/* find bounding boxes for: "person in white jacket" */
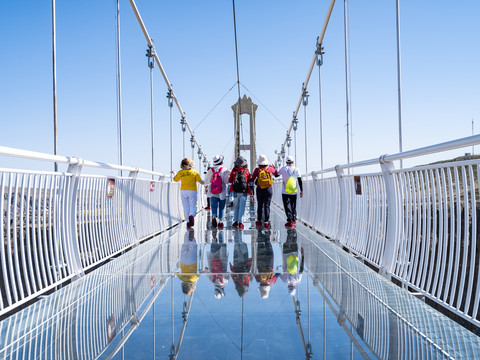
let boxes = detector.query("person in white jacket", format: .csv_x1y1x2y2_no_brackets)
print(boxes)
204,155,230,229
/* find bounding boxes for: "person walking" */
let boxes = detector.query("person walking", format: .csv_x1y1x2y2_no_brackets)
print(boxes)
254,230,280,299
229,231,252,298
175,231,200,295
172,158,205,228
280,229,304,296
278,156,303,228
250,154,279,229
204,155,230,229
228,156,251,230
204,231,229,299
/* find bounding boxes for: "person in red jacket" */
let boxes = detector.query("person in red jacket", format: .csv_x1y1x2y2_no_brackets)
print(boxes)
228,156,252,230
250,154,279,229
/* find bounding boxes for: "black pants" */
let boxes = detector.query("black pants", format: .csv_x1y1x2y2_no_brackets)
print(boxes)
256,187,273,222
282,194,297,223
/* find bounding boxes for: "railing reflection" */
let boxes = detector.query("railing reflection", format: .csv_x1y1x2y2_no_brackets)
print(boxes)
0,230,182,359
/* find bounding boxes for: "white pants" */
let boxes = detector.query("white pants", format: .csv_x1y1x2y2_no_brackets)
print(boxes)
181,190,198,220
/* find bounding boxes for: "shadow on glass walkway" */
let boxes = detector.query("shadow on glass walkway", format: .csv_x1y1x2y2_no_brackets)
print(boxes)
1,205,480,359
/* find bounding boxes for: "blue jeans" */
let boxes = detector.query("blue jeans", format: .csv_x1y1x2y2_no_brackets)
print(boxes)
211,196,226,219
233,193,247,222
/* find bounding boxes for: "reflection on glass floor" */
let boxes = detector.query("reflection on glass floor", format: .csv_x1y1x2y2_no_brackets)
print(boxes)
1,203,480,359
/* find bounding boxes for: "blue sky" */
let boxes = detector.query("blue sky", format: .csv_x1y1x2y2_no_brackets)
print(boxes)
1,1,479,174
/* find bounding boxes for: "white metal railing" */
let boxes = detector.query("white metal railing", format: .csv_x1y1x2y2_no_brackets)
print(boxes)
0,146,204,316
273,134,480,327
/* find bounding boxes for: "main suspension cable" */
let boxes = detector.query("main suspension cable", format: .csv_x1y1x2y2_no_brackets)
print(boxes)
232,0,242,102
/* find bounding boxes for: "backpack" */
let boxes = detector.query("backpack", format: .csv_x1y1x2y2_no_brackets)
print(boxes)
210,167,223,194
284,168,297,194
232,169,248,193
257,167,273,189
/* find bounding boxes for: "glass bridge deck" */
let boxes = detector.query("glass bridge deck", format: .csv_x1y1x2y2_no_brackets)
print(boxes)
1,205,480,359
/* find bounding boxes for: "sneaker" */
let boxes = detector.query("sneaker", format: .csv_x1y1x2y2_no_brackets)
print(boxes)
186,222,192,229
264,222,271,229
189,215,195,227
218,222,224,229
239,223,244,230
255,221,263,228
212,218,217,228
292,220,296,225
204,206,211,210
232,221,239,228
285,222,292,228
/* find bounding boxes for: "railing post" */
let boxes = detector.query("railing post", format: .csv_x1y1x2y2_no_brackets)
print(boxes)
66,158,84,277
379,156,399,274
335,166,346,244
128,169,139,245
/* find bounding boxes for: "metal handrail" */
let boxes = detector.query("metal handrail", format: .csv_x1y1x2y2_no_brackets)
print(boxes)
0,145,167,178
307,134,480,176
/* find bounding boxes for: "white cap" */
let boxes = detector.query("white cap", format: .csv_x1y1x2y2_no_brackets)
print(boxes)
213,155,224,166
257,154,268,166
288,284,296,296
258,285,270,299
286,155,294,163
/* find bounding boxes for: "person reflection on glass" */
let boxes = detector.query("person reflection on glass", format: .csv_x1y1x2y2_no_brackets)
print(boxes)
229,231,252,298
255,230,280,299
280,229,304,296
175,230,200,295
204,229,229,299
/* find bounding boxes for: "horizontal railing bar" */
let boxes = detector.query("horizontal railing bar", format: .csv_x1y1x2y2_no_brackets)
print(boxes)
310,134,480,175
0,146,168,177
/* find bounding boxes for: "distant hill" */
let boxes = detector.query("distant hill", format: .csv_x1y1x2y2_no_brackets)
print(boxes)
425,154,480,166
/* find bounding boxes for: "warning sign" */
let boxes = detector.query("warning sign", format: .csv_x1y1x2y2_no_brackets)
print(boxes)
354,176,362,195
106,178,115,198
107,315,116,343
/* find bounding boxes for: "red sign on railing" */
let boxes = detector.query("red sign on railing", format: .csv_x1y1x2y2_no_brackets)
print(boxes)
354,176,362,195
106,178,115,198
150,181,155,192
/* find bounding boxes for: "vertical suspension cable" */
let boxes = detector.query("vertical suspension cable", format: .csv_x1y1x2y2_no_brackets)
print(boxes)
115,0,124,175
304,102,308,172
52,0,58,172
302,84,309,173
316,42,325,175
232,0,241,102
232,0,243,159
396,0,403,169
168,90,173,179
147,46,155,178
343,0,352,171
171,279,175,356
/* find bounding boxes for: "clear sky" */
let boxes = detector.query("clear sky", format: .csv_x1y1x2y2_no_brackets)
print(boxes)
1,1,479,175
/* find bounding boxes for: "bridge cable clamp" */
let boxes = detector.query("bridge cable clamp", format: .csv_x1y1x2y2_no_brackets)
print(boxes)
315,38,325,67
302,82,309,106
167,89,174,108
146,44,155,69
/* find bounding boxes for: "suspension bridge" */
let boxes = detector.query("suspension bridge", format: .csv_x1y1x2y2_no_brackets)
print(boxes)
1,0,480,359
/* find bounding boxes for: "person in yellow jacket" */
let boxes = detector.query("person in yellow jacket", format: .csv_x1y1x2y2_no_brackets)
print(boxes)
172,158,204,228
175,231,200,295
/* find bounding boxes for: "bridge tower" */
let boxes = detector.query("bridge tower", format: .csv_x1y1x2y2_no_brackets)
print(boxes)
232,95,258,171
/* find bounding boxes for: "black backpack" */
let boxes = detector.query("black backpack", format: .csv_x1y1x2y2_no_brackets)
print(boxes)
232,169,248,193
